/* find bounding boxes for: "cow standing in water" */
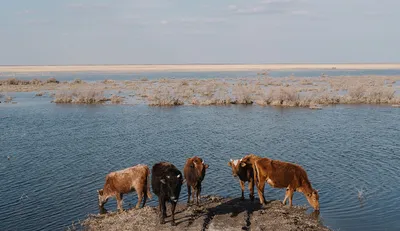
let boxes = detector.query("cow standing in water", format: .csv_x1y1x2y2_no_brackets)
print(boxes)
151,162,183,226
228,158,255,201
183,156,209,206
240,154,320,211
97,164,152,212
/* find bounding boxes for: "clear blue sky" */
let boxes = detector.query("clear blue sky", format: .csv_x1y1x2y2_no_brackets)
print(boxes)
0,0,399,65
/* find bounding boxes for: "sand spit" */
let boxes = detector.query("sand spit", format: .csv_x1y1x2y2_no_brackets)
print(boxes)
80,196,331,231
1,63,400,73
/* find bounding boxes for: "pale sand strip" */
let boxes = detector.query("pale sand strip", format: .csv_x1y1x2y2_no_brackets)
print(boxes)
1,63,400,73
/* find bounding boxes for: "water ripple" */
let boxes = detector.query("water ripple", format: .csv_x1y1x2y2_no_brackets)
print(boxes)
0,105,399,231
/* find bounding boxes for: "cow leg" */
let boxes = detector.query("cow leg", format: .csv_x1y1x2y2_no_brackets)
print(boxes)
249,178,255,201
171,201,177,226
196,186,201,206
240,180,245,200
187,185,191,204
158,197,165,224
136,190,143,209
191,186,196,202
283,188,290,205
116,193,123,212
256,177,267,205
288,188,294,207
142,191,147,208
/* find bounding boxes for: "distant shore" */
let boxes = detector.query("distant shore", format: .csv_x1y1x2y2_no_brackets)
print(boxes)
1,63,400,73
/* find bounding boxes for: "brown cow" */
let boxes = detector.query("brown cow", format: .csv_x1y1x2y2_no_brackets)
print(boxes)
240,154,320,211
97,164,152,212
183,156,209,205
228,158,255,201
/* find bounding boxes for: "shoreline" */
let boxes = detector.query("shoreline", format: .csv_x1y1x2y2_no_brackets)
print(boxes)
80,195,331,231
1,63,400,73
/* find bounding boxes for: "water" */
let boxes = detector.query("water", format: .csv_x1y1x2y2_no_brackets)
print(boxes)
1,101,400,231
1,69,400,81
1,69,400,231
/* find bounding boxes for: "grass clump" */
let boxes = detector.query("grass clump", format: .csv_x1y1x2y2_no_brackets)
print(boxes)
0,78,30,85
149,87,184,106
46,77,59,84
110,95,124,104
53,89,107,104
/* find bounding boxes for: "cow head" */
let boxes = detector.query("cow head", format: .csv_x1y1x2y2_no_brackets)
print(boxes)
190,156,209,176
160,172,183,203
97,189,108,207
306,189,320,211
228,159,241,177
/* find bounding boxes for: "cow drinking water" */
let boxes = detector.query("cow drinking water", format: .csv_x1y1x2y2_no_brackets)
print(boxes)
240,154,320,211
97,164,152,212
151,162,183,226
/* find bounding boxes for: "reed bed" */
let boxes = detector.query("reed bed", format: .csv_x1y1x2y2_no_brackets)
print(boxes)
2,75,400,108
53,89,109,104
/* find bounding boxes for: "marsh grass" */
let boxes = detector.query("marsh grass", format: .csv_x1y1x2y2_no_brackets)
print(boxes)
110,95,124,104
4,75,400,107
53,89,107,104
148,87,184,106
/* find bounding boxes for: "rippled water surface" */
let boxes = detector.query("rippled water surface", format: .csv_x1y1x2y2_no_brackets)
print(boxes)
1,101,400,231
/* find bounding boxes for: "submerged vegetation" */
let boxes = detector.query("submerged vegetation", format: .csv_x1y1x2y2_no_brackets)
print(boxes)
1,75,399,107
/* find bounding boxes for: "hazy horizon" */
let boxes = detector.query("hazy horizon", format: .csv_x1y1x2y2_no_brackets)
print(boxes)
1,0,399,65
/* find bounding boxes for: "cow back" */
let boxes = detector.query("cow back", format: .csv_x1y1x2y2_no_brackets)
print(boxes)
151,162,182,196
104,165,147,194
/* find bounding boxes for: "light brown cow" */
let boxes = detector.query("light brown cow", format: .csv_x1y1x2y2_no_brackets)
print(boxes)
240,154,320,211
228,158,255,201
97,164,152,212
183,156,209,205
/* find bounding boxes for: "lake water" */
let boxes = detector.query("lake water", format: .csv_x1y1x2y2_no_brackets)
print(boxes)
2,68,400,81
1,70,400,231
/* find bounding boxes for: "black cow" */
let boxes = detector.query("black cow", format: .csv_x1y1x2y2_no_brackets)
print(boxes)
151,162,183,226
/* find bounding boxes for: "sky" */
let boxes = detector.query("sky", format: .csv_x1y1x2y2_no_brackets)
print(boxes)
0,0,399,65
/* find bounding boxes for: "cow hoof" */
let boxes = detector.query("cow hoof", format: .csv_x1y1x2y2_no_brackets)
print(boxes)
240,197,245,201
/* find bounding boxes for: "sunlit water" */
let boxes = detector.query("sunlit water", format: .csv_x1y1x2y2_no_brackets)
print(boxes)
1,70,400,231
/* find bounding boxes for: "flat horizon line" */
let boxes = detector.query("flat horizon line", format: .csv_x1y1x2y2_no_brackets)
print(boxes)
1,62,400,67
1,63,400,73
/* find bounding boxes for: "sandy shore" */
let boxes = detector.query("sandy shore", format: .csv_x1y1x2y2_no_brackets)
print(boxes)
81,195,331,231
1,63,400,73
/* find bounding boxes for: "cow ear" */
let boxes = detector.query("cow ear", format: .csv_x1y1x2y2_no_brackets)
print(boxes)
228,161,232,166
307,193,311,197
160,179,166,184
205,164,209,169
240,162,246,167
97,189,103,196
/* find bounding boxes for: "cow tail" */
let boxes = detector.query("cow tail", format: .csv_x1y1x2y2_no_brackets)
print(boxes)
146,167,152,199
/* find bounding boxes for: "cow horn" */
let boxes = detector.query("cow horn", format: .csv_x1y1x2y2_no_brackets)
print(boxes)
177,174,181,178
240,158,242,162
202,160,204,164
230,159,233,162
